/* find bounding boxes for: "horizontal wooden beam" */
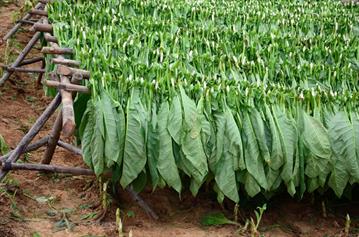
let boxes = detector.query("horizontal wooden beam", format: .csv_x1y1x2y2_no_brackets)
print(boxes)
41,47,73,55
5,67,45,73
29,9,48,17
52,58,81,68
19,56,44,66
44,34,58,43
16,19,36,25
57,65,90,79
32,23,53,33
57,140,82,156
45,80,90,93
1,162,95,176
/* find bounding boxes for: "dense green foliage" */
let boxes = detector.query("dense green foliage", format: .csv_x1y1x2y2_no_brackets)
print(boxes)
49,0,359,202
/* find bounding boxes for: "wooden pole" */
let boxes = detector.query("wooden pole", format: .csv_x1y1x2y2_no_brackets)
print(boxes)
57,140,82,156
15,19,37,25
44,34,58,43
57,65,90,79
41,112,62,164
0,94,61,181
29,9,48,17
37,57,46,87
19,56,44,66
41,47,73,55
2,163,95,176
0,31,41,86
32,23,53,33
4,67,46,73
52,58,81,68
45,80,90,93
126,186,159,220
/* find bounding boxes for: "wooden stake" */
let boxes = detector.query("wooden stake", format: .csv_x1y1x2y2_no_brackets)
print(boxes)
41,112,62,164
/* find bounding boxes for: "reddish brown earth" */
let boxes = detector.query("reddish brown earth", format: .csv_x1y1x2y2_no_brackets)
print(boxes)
0,1,358,237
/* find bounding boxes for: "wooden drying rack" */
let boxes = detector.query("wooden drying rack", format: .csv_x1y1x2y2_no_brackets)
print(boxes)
0,0,158,220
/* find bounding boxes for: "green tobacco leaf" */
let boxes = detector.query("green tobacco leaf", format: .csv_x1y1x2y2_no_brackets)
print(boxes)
225,107,244,171
157,101,182,193
200,213,237,226
328,112,359,196
91,99,105,176
120,90,148,188
272,106,298,196
302,112,331,187
243,110,268,191
81,102,94,168
302,112,331,159
114,103,126,165
265,105,283,170
101,93,120,167
213,107,241,203
147,104,160,189
168,95,183,145
250,108,271,164
180,87,208,189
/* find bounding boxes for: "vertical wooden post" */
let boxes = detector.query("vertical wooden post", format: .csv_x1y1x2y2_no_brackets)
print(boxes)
41,112,63,164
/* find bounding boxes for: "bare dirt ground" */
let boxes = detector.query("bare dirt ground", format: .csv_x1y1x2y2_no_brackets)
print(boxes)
0,1,358,237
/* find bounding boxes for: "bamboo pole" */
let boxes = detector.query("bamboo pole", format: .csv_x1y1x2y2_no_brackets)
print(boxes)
0,94,61,181
0,31,42,86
